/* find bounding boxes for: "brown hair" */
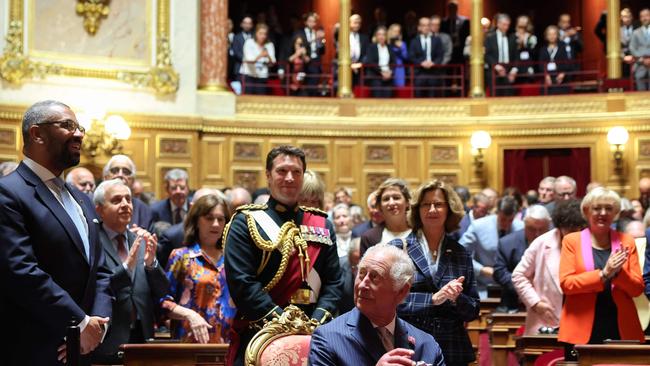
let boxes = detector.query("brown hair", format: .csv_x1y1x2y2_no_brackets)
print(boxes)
374,178,411,209
409,180,465,233
183,194,231,248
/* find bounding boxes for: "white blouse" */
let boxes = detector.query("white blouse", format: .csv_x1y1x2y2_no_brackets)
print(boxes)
240,38,276,78
377,44,390,72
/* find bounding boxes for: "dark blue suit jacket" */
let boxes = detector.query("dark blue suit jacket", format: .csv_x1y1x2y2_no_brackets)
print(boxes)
408,35,444,73
131,197,152,230
157,222,185,267
0,162,112,365
494,229,528,309
390,232,480,364
639,229,650,299
150,198,174,225
351,220,373,238
308,307,445,366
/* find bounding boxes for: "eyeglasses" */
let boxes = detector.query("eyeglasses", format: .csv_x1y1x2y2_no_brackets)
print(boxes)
422,201,448,210
109,166,133,176
38,119,85,133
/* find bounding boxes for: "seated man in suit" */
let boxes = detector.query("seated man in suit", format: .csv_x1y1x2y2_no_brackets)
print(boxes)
309,244,445,366
151,168,190,226
494,205,551,311
156,187,223,266
91,179,169,364
460,196,524,298
103,155,152,229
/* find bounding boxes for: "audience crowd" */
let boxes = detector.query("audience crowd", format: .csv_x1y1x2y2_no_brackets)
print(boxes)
227,2,650,97
2,101,650,365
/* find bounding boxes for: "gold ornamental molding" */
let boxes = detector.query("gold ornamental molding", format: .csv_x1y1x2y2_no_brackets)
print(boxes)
0,0,178,95
488,100,607,116
76,0,111,35
355,104,469,118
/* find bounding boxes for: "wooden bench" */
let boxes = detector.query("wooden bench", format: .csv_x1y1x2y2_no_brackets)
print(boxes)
574,344,650,365
515,334,562,366
487,312,527,366
120,343,229,366
467,297,500,360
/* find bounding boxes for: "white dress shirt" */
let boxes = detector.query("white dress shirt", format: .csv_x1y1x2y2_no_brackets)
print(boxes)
378,44,390,72
350,32,361,62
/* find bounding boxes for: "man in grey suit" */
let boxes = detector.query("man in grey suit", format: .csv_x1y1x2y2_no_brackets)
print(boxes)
460,196,524,298
91,179,169,364
630,8,650,91
431,15,452,65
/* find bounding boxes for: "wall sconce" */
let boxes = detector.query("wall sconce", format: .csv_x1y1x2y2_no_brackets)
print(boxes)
77,111,131,159
470,131,492,189
607,126,629,174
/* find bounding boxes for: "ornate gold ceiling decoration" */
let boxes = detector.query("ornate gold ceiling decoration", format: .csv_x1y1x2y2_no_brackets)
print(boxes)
0,21,60,83
76,0,111,35
0,0,178,95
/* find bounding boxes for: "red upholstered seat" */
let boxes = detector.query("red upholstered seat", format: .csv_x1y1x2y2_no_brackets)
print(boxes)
259,334,311,366
533,349,564,366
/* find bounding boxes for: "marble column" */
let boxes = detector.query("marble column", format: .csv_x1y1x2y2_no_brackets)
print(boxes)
606,0,621,79
199,0,229,91
469,0,485,97
337,0,352,98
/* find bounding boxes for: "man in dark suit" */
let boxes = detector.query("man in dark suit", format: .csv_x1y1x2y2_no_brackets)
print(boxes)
294,12,326,96
102,155,152,230
484,13,519,96
230,16,254,91
156,187,221,266
349,14,371,86
409,17,444,97
441,0,470,65
150,168,190,226
494,205,551,311
351,191,384,238
91,179,169,364
0,100,112,365
308,244,445,366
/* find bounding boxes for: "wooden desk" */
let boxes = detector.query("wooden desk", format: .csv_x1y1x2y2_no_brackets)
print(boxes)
467,298,500,350
574,344,650,365
488,312,527,366
121,343,229,366
515,334,561,366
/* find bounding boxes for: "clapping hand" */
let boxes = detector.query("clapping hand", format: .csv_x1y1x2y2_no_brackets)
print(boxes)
603,247,629,280
432,276,465,305
532,300,559,326
376,349,415,366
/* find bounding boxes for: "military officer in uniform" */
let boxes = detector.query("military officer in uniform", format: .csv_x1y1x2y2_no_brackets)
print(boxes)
224,145,343,365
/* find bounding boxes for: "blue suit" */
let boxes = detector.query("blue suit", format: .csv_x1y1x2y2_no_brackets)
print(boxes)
0,162,112,365
150,198,174,225
494,229,528,310
308,307,445,366
156,222,184,266
351,220,373,238
459,214,524,297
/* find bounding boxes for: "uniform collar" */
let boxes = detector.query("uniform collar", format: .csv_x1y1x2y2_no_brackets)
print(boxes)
267,196,299,214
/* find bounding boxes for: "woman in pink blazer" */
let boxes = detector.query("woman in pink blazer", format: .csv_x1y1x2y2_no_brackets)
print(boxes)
512,199,586,335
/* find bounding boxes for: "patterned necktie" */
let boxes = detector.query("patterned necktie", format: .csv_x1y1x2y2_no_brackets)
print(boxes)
116,234,128,262
377,327,394,352
51,178,90,262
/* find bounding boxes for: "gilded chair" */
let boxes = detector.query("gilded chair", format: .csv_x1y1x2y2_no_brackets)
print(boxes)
244,305,319,366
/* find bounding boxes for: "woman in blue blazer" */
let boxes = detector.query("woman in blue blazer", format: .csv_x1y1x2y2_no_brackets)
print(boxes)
390,179,480,366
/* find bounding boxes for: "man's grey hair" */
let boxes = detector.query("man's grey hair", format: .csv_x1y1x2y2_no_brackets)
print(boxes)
496,13,511,23
362,244,415,290
524,204,551,221
22,100,70,147
539,176,556,186
555,175,577,191
191,188,223,204
366,191,378,209
102,154,137,178
472,192,490,205
332,203,350,216
164,168,189,185
93,179,131,206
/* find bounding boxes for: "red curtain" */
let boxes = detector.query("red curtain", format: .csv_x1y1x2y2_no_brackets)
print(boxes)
503,148,591,198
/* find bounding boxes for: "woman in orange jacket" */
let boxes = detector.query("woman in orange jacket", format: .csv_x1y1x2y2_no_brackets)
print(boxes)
559,187,645,361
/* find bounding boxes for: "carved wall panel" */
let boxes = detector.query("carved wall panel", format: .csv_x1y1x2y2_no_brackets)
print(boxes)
638,139,650,160
157,135,191,158
0,127,17,147
300,142,328,162
334,142,358,185
121,132,152,180
431,145,460,164
399,143,423,185
233,169,261,193
233,140,262,161
365,171,393,193
200,136,226,186
430,170,459,186
365,144,393,163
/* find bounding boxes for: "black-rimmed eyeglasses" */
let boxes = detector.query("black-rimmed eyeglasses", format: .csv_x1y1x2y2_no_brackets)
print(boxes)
38,119,85,133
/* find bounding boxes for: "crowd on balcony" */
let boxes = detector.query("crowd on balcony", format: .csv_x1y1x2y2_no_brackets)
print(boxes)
226,3,650,97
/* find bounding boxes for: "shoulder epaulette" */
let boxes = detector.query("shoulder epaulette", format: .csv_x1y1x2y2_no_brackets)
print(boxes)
300,206,328,217
235,203,267,212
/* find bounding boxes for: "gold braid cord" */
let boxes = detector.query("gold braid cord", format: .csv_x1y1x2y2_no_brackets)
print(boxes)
245,213,309,292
